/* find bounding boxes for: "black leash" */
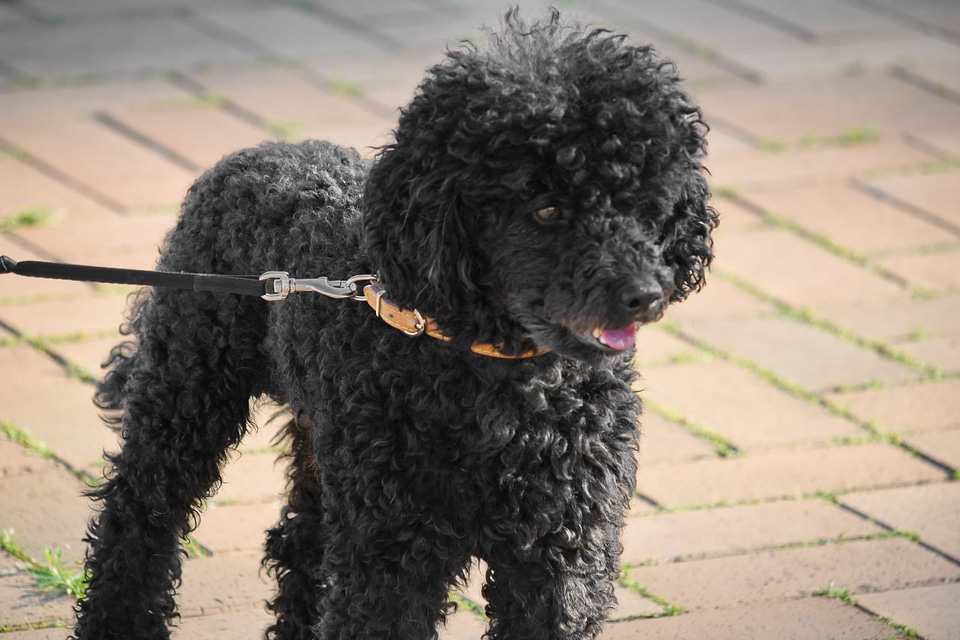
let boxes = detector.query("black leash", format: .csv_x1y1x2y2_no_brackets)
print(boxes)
1,255,272,297
0,255,375,301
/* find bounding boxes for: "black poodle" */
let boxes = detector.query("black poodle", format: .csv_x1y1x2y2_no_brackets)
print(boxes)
72,10,716,640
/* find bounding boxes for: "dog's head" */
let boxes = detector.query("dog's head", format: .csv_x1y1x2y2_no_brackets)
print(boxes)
364,10,717,365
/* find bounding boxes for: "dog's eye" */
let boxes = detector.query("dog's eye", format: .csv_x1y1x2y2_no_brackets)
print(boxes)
534,206,561,223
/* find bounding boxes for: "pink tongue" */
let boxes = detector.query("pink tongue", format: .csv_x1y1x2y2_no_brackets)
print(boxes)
601,325,637,351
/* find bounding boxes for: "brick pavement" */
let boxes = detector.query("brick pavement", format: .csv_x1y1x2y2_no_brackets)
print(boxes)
1,0,958,638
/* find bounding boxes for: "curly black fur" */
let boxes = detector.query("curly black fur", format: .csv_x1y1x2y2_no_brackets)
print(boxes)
73,10,716,640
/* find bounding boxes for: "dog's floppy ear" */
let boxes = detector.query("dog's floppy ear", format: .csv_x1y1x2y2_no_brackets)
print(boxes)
665,170,718,301
362,144,479,320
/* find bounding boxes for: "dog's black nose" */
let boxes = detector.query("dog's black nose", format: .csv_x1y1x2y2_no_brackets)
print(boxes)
619,282,665,318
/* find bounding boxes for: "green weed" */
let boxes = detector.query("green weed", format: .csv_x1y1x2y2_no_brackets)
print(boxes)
0,205,60,233
28,548,89,599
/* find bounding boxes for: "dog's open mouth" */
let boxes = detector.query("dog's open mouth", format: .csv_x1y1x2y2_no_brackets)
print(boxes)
585,325,637,352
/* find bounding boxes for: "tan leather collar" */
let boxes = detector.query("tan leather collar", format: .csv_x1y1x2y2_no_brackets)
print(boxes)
362,281,547,359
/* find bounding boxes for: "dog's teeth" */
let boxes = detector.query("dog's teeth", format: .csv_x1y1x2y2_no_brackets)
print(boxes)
592,328,607,345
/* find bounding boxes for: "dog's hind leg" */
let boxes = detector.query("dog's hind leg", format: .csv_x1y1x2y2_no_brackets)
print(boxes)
263,412,325,640
72,289,269,640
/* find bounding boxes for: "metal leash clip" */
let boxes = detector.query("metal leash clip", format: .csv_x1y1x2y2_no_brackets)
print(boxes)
259,271,378,302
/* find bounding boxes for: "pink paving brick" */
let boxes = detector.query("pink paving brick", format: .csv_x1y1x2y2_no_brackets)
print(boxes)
707,139,937,191
868,169,960,231
12,210,175,265
173,608,272,640
824,379,960,434
0,571,75,629
184,67,395,153
0,115,197,212
634,329,707,367
841,482,960,561
636,442,946,507
215,451,287,506
858,583,960,640
0,153,116,221
816,294,960,342
601,597,901,640
740,180,957,255
0,345,118,473
714,227,906,308
662,276,772,323
193,502,281,556
621,499,882,565
626,537,960,611
640,360,862,450
899,335,960,374
637,411,718,467
0,235,95,301
681,315,919,391
903,428,960,473
178,553,272,618
0,293,130,339
699,71,960,144
0,459,93,565
105,104,274,170
881,249,960,294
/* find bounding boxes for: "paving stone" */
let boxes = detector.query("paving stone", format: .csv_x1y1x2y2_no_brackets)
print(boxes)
193,502,279,555
199,4,384,58
0,439,54,478
185,66,395,154
216,451,286,506
824,379,960,434
439,608,488,640
904,428,960,474
0,114,197,212
640,360,862,450
621,499,882,565
0,570,75,629
881,249,960,293
173,607,272,640
741,181,957,255
0,153,116,222
0,293,129,339
725,33,960,80
662,276,773,323
816,294,960,342
601,597,901,640
12,211,172,266
0,345,117,473
869,168,960,231
868,0,960,38
0,628,69,640
899,334,960,374
699,72,960,147
0,16,256,77
709,196,766,234
635,328,706,367
637,411,718,468
841,482,960,561
178,552,272,618
628,537,960,611
0,460,93,565
0,78,186,118
707,139,936,191
47,336,128,386
715,227,906,308
682,316,919,392
105,103,271,170
858,582,960,640
636,443,946,507
605,0,801,51
730,0,906,42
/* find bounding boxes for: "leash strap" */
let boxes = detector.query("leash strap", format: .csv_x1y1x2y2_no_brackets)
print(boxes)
1,255,547,358
1,255,271,298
